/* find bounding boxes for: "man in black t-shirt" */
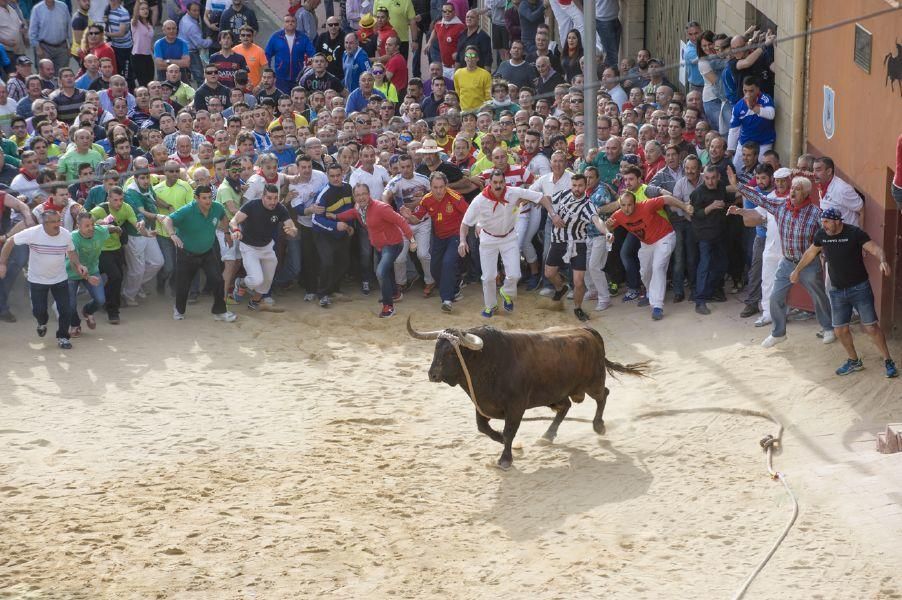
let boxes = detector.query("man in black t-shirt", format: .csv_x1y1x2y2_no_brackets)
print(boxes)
689,165,733,314
229,184,297,310
791,208,897,378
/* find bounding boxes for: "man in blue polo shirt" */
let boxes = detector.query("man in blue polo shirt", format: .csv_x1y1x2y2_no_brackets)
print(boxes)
727,75,775,172
153,20,190,82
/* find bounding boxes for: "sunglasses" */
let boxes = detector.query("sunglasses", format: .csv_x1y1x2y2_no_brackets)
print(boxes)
356,120,367,125
89,31,102,35
327,22,340,26
205,70,218,74
465,54,477,58
372,70,384,75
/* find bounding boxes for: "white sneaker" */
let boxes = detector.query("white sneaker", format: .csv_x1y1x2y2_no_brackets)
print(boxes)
594,300,611,312
122,295,139,307
214,311,237,322
566,289,574,300
136,289,147,299
821,330,837,344
585,290,598,301
754,316,772,327
263,296,274,305
762,335,786,348
304,293,316,302
539,287,554,297
173,308,185,320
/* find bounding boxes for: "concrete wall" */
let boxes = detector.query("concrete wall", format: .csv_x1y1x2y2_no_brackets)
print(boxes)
620,0,646,65
716,0,798,165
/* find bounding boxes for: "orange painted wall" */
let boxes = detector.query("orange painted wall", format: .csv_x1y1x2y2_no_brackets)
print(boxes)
805,1,902,328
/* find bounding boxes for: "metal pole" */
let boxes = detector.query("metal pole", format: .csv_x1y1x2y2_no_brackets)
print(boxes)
583,0,597,152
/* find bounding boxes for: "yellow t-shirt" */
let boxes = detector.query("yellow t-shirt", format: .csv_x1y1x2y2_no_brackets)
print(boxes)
453,67,492,112
268,114,309,131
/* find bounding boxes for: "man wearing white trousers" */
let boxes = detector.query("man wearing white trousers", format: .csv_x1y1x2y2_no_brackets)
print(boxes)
229,184,297,310
122,170,165,305
605,186,694,321
458,170,553,318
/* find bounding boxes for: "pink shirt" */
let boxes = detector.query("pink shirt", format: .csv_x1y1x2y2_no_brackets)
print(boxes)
132,20,154,55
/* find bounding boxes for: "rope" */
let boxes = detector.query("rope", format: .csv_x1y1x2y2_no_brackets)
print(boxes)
636,407,798,599
439,331,491,420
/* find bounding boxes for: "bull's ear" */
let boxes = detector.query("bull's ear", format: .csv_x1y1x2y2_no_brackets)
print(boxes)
460,333,483,350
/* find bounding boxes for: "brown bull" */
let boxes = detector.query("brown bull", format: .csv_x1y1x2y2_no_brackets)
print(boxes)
407,317,648,469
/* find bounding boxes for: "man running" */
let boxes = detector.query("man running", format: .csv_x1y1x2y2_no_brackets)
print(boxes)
229,184,297,311
66,211,120,338
0,210,89,349
459,169,553,317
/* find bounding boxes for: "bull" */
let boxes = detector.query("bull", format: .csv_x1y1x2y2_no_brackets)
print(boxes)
407,317,648,469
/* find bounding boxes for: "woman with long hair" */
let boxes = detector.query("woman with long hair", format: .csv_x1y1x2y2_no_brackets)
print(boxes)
79,25,118,74
561,29,584,82
697,30,729,134
131,1,156,87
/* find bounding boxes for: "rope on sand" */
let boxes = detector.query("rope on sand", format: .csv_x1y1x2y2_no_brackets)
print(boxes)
635,407,798,600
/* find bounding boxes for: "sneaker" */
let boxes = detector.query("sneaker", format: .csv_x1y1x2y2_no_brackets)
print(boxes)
885,359,898,378
651,307,663,321
821,330,837,344
402,273,420,292
392,291,404,303
262,295,274,305
608,282,619,297
525,274,541,291
622,288,640,302
362,281,371,296
754,316,772,328
68,326,81,338
379,304,395,318
232,278,246,302
740,303,760,318
441,300,453,312
0,310,16,323
594,300,611,312
452,290,464,302
108,313,120,325
319,295,332,308
481,305,497,318
835,358,864,376
213,311,237,322
762,335,786,348
574,307,589,322
637,295,649,307
122,295,139,307
304,293,316,302
173,308,185,320
584,290,598,301
788,309,814,322
552,284,569,301
711,290,727,303
566,289,574,300
499,289,514,312
136,288,147,300
539,286,555,297
57,337,72,350
248,299,260,310
695,302,711,315
423,282,436,297
37,324,47,337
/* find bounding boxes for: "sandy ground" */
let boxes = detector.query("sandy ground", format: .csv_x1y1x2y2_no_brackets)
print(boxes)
1,282,902,599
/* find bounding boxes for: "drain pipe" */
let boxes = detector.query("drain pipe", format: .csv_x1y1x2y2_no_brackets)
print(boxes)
790,0,811,161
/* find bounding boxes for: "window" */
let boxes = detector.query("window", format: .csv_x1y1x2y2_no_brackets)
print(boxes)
854,24,872,73
744,3,777,36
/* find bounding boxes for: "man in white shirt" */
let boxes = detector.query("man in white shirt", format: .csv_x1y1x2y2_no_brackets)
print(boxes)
0,209,88,349
459,169,554,316
529,151,573,295
384,155,434,295
813,156,863,226
287,155,329,301
601,66,627,110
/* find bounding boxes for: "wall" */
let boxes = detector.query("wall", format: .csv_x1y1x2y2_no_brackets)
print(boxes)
805,0,902,331
716,0,798,165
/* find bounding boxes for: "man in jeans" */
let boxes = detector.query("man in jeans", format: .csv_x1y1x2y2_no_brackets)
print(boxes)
595,0,621,68
689,165,732,315
0,210,89,349
730,168,835,348
161,185,237,322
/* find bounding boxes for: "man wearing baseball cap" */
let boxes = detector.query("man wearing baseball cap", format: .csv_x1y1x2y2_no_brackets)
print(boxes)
789,207,897,378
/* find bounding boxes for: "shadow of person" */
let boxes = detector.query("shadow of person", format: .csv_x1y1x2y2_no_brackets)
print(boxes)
476,439,653,542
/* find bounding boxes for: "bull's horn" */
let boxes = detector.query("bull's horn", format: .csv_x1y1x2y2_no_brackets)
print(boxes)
459,333,484,350
406,315,442,340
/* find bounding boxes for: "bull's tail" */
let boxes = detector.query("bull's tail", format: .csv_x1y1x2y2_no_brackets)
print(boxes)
605,358,651,379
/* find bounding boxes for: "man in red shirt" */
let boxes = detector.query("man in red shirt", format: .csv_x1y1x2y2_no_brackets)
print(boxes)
425,3,466,70
380,36,408,99
338,183,415,318
405,171,468,311
605,191,693,320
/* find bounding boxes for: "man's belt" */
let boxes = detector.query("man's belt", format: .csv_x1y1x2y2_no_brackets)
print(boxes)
481,227,515,238
41,40,68,47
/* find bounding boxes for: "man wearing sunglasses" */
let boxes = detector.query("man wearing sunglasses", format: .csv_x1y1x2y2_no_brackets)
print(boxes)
314,17,346,82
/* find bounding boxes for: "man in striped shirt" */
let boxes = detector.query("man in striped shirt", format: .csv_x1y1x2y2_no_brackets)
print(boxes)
730,167,835,348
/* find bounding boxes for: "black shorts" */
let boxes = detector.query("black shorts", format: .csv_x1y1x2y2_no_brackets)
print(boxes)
546,241,587,270
491,24,509,53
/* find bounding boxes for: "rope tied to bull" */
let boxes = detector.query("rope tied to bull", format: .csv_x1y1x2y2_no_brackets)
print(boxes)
637,407,798,600
438,331,492,420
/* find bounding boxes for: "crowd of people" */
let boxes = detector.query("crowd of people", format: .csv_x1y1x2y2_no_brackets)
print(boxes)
0,0,897,377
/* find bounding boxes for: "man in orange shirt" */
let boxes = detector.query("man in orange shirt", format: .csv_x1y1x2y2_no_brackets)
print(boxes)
233,26,268,88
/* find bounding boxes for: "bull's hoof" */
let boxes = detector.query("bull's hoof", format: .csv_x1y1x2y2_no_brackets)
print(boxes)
497,456,513,470
593,421,606,435
536,435,554,446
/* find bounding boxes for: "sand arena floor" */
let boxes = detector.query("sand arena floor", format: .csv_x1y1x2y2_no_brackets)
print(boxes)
1,289,901,599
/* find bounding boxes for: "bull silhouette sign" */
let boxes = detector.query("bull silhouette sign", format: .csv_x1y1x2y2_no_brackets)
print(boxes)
886,42,902,96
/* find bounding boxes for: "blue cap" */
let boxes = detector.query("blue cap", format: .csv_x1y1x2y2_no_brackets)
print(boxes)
821,208,843,221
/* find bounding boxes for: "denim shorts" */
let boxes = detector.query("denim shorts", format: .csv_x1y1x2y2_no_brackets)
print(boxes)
829,279,878,327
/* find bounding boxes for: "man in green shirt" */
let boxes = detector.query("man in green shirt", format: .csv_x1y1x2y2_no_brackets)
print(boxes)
153,160,195,295
83,171,121,212
66,212,120,336
89,186,145,324
122,162,164,305
57,127,104,182
590,137,623,191
215,157,245,305
161,185,237,322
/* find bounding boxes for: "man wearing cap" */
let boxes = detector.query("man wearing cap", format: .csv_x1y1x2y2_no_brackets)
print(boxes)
730,167,835,348
7,56,32,102
790,208,897,378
